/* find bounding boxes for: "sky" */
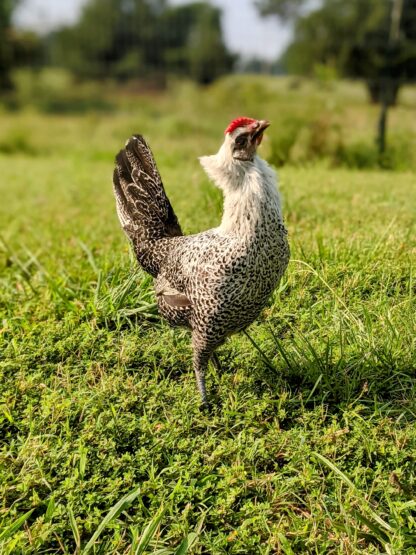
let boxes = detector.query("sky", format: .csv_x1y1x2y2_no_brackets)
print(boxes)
14,0,291,61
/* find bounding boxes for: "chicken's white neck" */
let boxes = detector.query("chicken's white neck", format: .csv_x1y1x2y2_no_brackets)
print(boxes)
199,149,282,238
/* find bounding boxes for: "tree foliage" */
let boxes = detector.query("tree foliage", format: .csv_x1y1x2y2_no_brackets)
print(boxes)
256,0,306,21
258,0,416,103
347,0,416,103
0,0,44,91
187,4,235,84
49,0,234,84
0,0,19,90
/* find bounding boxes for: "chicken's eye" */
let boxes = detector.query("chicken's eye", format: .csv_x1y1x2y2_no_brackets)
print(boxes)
235,134,248,147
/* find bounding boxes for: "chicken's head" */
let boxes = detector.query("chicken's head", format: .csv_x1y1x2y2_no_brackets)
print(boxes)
224,117,270,162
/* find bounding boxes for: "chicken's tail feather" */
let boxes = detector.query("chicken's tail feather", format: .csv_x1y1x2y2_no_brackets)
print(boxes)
113,135,182,276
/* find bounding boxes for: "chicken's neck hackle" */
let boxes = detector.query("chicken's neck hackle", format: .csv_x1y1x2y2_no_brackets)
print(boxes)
199,144,282,238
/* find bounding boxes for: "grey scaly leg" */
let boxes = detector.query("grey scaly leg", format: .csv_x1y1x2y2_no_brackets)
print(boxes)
193,348,210,406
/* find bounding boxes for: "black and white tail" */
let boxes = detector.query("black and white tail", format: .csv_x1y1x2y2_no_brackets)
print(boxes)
113,135,182,276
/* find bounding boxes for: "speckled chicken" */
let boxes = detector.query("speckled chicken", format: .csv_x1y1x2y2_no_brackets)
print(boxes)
113,117,290,405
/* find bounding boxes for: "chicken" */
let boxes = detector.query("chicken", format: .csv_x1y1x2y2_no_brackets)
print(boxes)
113,117,290,406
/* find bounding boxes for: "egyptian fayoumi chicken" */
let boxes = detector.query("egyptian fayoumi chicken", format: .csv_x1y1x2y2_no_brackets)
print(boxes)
113,117,290,406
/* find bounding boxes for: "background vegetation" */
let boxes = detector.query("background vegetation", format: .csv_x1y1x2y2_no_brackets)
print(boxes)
2,0,416,155
257,0,416,96
1,0,234,87
1,0,416,553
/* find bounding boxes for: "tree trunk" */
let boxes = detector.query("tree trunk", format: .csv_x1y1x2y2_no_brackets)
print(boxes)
375,0,404,156
377,96,388,155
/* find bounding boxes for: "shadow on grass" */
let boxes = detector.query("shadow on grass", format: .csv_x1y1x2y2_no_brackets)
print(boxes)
247,347,416,420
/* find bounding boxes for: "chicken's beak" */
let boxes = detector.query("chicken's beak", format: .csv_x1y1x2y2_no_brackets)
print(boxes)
251,120,270,145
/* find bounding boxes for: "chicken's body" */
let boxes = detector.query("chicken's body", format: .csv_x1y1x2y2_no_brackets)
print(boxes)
113,118,290,404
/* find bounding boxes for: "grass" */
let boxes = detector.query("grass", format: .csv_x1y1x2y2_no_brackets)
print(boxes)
0,75,416,554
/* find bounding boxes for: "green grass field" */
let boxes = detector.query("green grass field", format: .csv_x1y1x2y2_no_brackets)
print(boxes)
1,76,416,554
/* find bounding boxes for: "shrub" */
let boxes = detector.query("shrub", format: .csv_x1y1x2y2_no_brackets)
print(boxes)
11,69,114,114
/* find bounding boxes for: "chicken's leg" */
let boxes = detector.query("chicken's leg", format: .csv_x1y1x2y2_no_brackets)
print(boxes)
193,347,210,407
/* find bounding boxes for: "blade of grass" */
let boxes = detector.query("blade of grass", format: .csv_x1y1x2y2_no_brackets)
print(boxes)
290,259,364,331
277,532,295,555
132,505,166,555
352,510,390,545
45,497,55,523
243,329,278,373
313,452,394,534
173,510,206,555
304,374,323,403
173,532,198,555
267,324,295,372
82,486,141,555
68,505,81,554
0,509,34,541
78,240,100,276
79,444,88,479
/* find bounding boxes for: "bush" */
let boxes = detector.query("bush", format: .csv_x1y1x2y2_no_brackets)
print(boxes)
11,69,114,114
335,141,380,169
266,115,342,167
335,136,414,170
313,63,338,89
0,129,37,155
289,115,342,164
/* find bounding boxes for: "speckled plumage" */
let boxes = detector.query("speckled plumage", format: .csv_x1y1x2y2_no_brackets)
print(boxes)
113,121,290,404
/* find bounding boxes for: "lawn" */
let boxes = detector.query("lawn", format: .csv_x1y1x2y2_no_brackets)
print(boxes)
1,76,415,554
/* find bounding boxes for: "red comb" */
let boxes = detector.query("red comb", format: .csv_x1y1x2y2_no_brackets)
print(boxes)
224,117,257,135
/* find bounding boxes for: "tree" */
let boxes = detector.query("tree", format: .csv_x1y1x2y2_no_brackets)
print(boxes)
160,2,234,82
257,0,416,153
0,0,20,90
184,3,235,84
50,0,233,85
50,0,166,80
256,0,416,93
256,0,306,21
